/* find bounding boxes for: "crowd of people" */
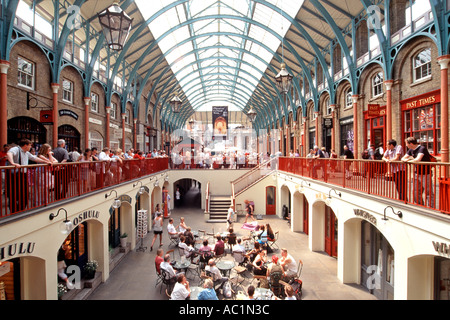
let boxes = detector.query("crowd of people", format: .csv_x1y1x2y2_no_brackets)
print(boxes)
152,211,300,301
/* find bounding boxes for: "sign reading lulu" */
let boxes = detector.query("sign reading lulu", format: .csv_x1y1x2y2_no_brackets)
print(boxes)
72,210,100,227
0,242,36,261
354,208,377,225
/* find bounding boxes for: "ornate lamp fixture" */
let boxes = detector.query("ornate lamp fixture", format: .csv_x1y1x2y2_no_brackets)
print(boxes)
98,2,133,51
105,190,121,209
247,107,257,123
49,208,73,235
170,93,182,113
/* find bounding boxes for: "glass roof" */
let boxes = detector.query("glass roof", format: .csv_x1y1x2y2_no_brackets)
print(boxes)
135,0,304,112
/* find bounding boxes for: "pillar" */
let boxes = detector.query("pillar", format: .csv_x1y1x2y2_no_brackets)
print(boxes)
133,118,137,150
314,112,319,148
0,60,10,148
438,55,450,163
352,95,359,158
302,116,307,157
121,113,126,152
84,97,91,149
105,106,111,149
384,80,394,142
51,83,60,148
330,104,337,152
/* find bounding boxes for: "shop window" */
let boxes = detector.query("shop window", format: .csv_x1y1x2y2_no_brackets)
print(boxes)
91,93,99,113
17,57,34,89
413,48,432,82
372,72,384,98
403,103,441,154
62,79,73,103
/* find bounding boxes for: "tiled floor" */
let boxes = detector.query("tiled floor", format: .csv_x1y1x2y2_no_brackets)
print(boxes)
87,206,377,300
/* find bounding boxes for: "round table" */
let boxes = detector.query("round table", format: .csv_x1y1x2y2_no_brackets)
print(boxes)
173,260,191,273
216,260,234,277
189,286,203,300
254,287,273,300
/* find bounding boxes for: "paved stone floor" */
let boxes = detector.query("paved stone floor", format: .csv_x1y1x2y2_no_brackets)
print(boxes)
88,205,377,301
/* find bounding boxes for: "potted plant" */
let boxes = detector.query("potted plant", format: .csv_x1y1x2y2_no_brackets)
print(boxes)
84,260,98,279
120,233,128,248
58,283,67,300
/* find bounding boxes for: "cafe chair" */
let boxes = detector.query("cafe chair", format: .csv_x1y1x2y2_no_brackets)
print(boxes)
160,268,175,294
169,234,180,247
231,252,248,287
267,231,279,251
155,267,163,288
251,275,267,288
269,271,284,298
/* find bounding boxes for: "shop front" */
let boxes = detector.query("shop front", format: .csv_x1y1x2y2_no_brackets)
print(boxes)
325,205,338,258
364,105,386,150
401,90,441,155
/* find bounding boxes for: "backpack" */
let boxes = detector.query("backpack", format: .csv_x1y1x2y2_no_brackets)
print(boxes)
223,281,232,298
374,147,382,160
289,278,303,300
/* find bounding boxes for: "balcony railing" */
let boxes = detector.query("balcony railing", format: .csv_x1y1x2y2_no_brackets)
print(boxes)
0,158,168,219
279,157,450,216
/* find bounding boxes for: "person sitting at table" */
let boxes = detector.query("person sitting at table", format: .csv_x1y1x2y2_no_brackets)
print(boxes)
155,248,164,275
178,235,196,261
160,254,182,285
245,241,261,265
213,234,225,258
178,217,188,234
205,259,228,291
252,249,267,276
280,248,298,281
258,224,275,253
167,218,181,242
232,238,245,254
198,240,213,265
226,227,237,251
246,285,256,300
197,278,218,300
271,284,297,300
183,227,195,246
170,273,191,300
263,255,284,292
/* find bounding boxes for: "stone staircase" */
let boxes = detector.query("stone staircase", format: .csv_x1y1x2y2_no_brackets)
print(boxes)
207,196,231,223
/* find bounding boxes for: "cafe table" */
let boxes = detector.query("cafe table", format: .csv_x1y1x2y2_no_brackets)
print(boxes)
254,287,273,300
216,260,234,277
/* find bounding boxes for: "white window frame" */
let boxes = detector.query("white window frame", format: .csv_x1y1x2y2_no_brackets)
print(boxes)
125,109,130,124
91,92,99,113
413,48,432,83
324,97,332,116
372,72,384,98
62,79,73,103
345,89,353,108
111,102,117,119
17,56,35,90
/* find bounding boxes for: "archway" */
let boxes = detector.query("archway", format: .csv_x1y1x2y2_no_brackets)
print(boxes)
173,178,202,209
58,125,80,152
291,191,307,233
7,116,47,149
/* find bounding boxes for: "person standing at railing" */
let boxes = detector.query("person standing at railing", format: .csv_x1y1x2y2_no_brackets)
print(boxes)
383,139,406,202
343,145,354,180
36,144,58,205
401,137,434,208
6,139,53,213
52,139,70,201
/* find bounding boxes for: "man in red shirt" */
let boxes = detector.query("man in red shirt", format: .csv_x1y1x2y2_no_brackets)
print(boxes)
155,248,164,274
0,144,10,166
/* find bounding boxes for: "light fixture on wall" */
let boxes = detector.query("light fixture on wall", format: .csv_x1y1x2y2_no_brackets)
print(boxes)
326,188,341,206
133,181,145,195
98,2,133,51
382,206,403,221
49,208,73,235
298,179,311,193
105,190,121,209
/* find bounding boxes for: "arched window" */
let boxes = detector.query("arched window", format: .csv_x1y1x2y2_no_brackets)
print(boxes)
372,72,384,97
413,48,431,82
345,88,353,108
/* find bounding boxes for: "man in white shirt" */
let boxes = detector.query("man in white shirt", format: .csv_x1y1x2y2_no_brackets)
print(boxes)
383,139,406,202
280,248,298,280
205,260,228,290
227,205,234,229
167,218,180,242
160,254,181,280
98,147,112,161
170,274,190,300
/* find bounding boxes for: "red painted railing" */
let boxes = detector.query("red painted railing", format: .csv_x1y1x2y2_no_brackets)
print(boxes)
278,157,450,216
0,158,168,219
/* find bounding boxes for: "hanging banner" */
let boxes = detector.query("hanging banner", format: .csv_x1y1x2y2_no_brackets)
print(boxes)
212,106,228,138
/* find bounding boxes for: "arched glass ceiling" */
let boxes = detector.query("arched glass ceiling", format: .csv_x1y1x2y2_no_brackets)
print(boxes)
135,0,305,112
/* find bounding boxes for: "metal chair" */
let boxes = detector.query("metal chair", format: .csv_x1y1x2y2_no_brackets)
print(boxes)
231,251,248,287
160,268,176,294
267,231,279,251
169,234,180,247
155,266,163,288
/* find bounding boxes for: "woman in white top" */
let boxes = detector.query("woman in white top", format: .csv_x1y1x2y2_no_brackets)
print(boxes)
150,211,163,251
178,217,188,233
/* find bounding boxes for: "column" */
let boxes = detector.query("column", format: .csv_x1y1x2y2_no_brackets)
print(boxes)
330,105,337,152
302,117,307,157
133,118,137,150
438,55,450,163
84,97,91,149
51,83,60,147
314,112,319,148
105,106,111,149
0,60,10,148
384,80,394,142
352,95,359,158
121,113,126,152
